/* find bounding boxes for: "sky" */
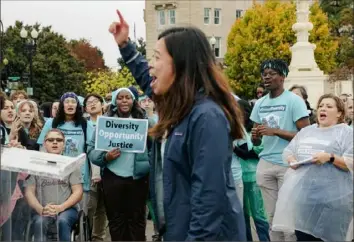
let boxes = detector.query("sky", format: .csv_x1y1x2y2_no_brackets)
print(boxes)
1,1,146,70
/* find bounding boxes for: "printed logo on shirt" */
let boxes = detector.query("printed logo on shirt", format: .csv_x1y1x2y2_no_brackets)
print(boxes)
39,178,68,188
261,114,280,129
300,137,331,146
259,105,286,113
62,130,84,136
65,137,80,156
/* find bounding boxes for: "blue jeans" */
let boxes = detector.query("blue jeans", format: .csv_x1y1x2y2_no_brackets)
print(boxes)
32,207,78,241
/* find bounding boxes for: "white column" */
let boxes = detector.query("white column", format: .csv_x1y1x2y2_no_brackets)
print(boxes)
288,0,323,76
286,0,331,108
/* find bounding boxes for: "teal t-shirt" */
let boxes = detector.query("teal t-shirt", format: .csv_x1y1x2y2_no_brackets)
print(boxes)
37,118,94,192
250,90,308,166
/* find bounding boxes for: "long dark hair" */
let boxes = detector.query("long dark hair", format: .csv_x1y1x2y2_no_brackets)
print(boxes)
40,102,52,118
237,99,253,133
52,99,85,127
150,27,244,140
106,99,145,119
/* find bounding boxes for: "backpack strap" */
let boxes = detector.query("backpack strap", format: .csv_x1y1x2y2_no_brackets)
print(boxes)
81,119,88,153
81,119,92,179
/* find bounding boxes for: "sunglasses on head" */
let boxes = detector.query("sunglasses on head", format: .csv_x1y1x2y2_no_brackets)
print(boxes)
45,138,64,143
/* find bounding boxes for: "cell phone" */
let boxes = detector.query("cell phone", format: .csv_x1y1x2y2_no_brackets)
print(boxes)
290,157,313,166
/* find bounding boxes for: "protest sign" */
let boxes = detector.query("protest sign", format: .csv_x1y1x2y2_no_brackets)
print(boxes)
95,116,148,153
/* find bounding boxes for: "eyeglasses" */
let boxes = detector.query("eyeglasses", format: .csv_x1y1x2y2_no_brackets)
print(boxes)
45,138,64,143
86,99,100,107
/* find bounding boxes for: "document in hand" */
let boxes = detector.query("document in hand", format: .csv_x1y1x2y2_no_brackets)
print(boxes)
0,147,85,179
289,157,313,166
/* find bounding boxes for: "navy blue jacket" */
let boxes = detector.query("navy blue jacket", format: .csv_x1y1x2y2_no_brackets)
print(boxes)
120,42,246,241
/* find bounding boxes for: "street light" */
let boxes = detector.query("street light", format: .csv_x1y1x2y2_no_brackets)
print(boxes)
209,35,216,56
20,28,39,96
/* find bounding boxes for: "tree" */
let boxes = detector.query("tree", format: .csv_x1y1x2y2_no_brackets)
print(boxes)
224,0,338,99
320,0,354,78
3,21,87,102
319,0,353,36
117,37,146,68
69,39,107,72
83,66,137,97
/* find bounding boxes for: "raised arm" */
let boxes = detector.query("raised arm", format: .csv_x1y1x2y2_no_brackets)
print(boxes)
109,10,153,97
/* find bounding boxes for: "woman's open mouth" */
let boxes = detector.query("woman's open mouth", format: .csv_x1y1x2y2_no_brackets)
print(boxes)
319,113,327,120
150,76,158,87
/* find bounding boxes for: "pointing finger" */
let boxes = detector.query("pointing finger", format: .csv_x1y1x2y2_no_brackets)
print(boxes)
116,10,125,23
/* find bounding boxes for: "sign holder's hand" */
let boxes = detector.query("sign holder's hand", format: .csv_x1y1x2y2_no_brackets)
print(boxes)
105,148,121,162
109,10,130,47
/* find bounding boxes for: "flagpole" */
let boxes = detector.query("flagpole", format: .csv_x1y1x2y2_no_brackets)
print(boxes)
134,22,136,42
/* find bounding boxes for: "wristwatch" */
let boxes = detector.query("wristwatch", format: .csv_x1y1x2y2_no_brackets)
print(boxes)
329,153,335,163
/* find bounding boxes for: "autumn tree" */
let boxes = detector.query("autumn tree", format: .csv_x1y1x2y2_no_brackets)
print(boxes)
2,21,87,102
224,0,338,99
69,39,107,72
84,67,137,97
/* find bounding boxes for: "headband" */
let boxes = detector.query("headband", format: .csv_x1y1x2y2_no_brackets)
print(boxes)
60,92,79,103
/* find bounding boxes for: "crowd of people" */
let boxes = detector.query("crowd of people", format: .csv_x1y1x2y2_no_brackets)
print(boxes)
0,9,353,242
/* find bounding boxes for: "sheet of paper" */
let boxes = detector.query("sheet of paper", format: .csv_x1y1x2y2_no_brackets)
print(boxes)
290,157,313,166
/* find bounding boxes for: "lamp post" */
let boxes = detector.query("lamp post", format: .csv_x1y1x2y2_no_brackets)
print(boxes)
20,28,39,96
1,58,9,93
209,35,216,57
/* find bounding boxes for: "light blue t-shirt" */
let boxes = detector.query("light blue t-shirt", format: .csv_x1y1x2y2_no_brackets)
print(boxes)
250,90,308,166
37,118,94,192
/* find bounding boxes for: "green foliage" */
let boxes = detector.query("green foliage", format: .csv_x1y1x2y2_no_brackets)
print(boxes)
320,0,354,72
117,37,146,68
2,21,87,102
84,66,137,97
224,0,338,99
319,0,353,36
